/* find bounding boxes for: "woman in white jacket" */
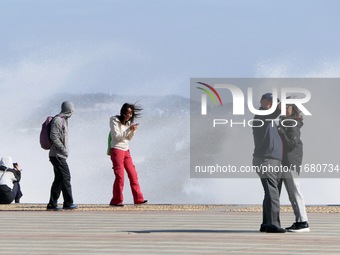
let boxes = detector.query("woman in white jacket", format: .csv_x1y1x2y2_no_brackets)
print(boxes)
109,103,147,206
0,156,23,204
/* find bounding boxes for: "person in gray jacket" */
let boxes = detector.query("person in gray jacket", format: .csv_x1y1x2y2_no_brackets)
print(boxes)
0,156,23,204
252,93,286,233
47,101,77,211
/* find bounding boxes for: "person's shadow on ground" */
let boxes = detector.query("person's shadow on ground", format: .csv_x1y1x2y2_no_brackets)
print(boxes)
125,229,258,234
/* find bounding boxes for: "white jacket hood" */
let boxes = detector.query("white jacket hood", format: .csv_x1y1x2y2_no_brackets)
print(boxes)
0,156,13,169
110,115,131,126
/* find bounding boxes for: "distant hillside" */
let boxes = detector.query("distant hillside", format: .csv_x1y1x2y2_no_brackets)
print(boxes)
34,93,190,118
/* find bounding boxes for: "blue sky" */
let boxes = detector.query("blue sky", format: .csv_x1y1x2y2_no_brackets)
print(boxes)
1,0,340,97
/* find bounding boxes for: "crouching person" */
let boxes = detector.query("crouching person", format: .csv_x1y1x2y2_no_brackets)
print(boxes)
0,156,23,204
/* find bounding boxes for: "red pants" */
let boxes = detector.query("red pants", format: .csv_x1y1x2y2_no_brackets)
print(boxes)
110,148,144,204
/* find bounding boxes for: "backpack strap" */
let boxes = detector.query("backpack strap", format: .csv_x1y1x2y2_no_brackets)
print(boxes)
0,168,7,182
53,115,66,129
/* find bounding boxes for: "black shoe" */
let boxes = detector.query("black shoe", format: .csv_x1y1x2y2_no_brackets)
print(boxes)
110,203,124,207
285,222,310,233
46,204,62,211
135,200,148,205
259,224,267,232
266,225,286,233
63,204,78,210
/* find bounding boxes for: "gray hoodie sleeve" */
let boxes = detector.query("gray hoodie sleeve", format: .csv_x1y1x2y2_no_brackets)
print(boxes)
50,117,68,157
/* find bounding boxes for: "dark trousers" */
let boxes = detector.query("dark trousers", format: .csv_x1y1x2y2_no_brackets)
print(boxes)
0,182,22,204
253,157,282,229
49,156,74,207
12,182,23,203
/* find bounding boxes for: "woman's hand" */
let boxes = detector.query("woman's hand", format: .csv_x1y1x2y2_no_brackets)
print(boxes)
130,123,139,131
13,163,21,171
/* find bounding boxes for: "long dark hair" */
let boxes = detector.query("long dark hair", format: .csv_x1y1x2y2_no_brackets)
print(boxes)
290,104,303,121
119,103,143,124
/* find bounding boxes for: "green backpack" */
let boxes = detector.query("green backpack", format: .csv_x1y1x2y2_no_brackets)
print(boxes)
107,132,112,156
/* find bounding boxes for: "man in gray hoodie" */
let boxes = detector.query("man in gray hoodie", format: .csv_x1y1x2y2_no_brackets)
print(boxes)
47,101,77,211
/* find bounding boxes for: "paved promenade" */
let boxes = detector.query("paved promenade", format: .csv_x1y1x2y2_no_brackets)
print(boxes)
0,204,339,254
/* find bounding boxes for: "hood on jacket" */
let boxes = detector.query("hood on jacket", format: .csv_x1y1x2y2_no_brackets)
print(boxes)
59,101,75,119
110,115,131,126
0,156,13,169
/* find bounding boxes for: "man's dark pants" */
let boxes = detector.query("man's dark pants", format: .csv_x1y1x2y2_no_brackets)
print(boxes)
253,157,282,229
49,156,74,207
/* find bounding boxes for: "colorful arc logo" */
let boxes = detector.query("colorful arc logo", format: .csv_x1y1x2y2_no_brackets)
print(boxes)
196,82,223,106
